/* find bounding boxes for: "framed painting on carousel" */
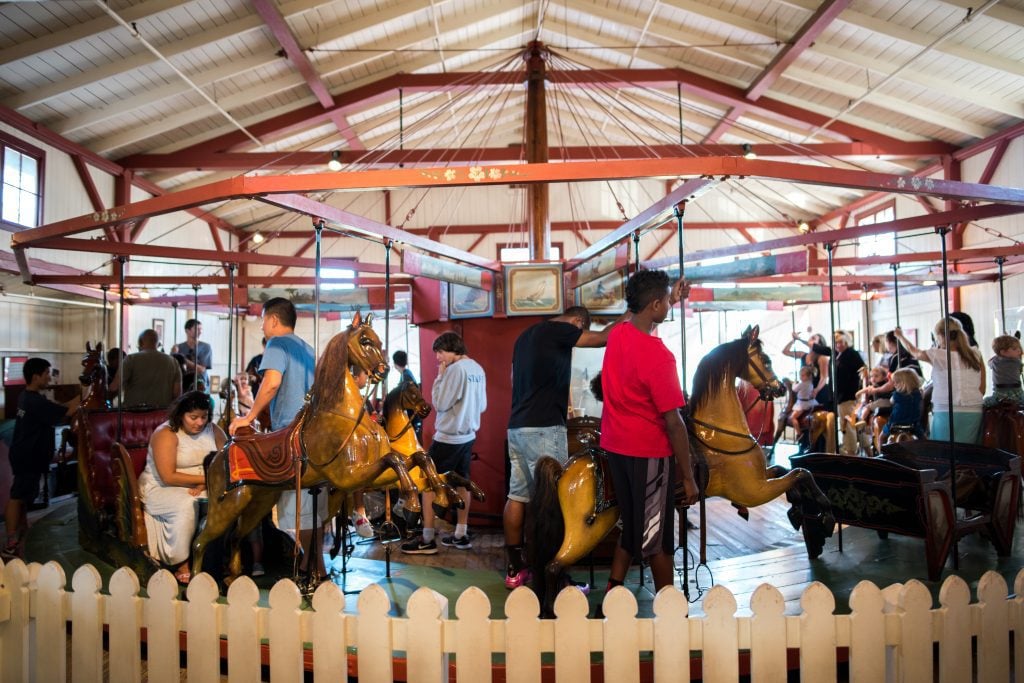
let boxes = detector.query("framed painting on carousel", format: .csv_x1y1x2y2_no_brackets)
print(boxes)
504,264,563,316
577,269,626,315
449,284,494,319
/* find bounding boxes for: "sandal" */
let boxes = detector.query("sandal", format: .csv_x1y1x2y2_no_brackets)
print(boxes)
174,566,192,584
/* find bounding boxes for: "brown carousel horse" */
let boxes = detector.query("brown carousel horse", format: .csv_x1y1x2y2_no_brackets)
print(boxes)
192,312,421,579
62,342,111,473
529,325,834,613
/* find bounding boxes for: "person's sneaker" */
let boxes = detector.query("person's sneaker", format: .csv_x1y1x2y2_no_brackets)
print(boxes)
251,562,265,577
1,543,20,560
440,534,472,550
352,514,374,539
504,567,532,589
564,576,590,596
400,536,438,555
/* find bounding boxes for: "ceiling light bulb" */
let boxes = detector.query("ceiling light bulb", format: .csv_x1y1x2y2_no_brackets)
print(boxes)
798,221,810,233
327,150,343,172
139,288,151,300
742,143,757,160
922,278,938,286
252,232,265,244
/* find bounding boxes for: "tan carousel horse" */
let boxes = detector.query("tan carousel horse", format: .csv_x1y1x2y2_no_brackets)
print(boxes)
326,378,486,535
529,325,834,614
192,313,421,579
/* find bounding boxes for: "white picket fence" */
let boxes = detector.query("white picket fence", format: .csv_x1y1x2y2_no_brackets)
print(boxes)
1,559,1022,682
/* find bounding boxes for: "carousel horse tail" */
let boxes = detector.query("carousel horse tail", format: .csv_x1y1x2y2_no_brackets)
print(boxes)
527,456,567,613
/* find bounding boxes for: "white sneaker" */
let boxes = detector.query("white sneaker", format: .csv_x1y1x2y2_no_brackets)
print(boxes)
352,514,374,539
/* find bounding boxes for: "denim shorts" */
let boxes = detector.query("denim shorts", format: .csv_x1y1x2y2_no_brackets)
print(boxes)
507,426,568,503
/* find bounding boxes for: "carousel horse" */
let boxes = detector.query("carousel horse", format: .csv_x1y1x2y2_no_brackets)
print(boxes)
529,325,835,614
62,342,111,475
325,379,486,531
192,312,422,579
982,401,1024,458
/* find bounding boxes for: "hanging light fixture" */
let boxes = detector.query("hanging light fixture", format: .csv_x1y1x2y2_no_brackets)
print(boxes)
252,232,265,244
798,221,811,233
742,143,757,159
327,150,343,171
139,287,151,299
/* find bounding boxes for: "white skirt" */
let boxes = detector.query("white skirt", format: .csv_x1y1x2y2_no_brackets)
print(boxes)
275,489,330,538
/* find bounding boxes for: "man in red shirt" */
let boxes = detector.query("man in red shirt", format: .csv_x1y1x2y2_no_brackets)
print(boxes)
600,269,699,594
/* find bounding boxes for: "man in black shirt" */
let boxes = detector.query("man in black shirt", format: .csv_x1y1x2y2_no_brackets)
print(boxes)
503,305,626,588
3,358,80,558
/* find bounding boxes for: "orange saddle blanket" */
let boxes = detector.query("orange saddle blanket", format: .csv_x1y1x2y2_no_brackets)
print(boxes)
226,425,303,488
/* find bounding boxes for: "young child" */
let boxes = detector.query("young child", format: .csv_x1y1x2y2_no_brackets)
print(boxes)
881,368,924,443
854,365,892,425
985,334,1023,407
788,365,818,431
3,358,81,559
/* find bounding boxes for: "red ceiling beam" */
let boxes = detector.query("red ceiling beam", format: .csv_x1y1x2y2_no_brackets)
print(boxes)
690,202,1024,262
257,193,499,271
14,158,1024,252
746,0,851,101
119,140,953,171
830,243,1024,268
566,177,719,268
251,0,364,151
21,237,381,272
31,274,412,286
155,67,907,161
706,0,851,142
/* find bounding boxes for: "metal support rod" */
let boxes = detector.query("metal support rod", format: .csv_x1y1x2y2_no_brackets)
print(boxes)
891,263,901,329
937,225,959,570
116,257,127,442
677,83,685,145
101,285,110,347
192,284,200,392
674,203,688,393
171,302,179,352
384,239,393,393
673,202,689,599
825,243,841,453
314,220,323,360
227,263,236,413
632,231,641,274
996,256,1007,332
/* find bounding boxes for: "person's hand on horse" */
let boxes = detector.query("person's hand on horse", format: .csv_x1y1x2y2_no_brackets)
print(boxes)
228,415,251,436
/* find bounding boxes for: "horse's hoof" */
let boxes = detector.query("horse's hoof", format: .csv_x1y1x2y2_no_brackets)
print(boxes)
403,497,422,514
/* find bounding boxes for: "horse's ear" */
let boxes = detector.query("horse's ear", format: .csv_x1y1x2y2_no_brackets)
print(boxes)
351,310,362,328
86,341,93,353
742,325,758,341
365,312,374,326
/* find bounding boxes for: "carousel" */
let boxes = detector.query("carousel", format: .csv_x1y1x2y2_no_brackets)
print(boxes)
2,28,1024,682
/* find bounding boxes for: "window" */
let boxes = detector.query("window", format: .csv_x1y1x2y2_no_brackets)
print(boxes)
0,133,43,230
498,242,562,262
320,267,355,290
856,201,895,258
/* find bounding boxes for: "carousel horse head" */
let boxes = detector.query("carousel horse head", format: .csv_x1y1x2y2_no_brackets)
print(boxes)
738,325,786,401
385,379,431,420
689,325,785,412
309,312,389,414
80,341,106,386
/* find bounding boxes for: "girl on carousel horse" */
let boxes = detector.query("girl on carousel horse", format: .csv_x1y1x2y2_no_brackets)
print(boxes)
880,368,925,444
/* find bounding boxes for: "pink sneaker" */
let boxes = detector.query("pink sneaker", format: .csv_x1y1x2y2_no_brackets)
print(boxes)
504,567,532,590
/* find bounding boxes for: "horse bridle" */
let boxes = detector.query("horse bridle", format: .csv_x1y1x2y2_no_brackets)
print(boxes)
688,344,778,455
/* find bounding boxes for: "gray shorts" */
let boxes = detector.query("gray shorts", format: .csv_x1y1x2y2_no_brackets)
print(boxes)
507,426,568,503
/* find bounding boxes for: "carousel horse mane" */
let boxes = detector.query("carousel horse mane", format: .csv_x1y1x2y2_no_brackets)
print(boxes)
687,332,761,414
382,380,410,415
308,326,352,414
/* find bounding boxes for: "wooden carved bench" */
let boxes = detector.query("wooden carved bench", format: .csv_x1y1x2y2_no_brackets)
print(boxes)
792,452,956,580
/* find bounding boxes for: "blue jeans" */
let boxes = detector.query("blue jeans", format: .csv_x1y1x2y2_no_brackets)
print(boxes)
507,426,568,503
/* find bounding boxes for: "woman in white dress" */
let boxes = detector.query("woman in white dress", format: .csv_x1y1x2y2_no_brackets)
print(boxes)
139,391,227,583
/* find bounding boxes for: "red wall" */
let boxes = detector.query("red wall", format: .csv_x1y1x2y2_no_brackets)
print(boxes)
417,316,546,526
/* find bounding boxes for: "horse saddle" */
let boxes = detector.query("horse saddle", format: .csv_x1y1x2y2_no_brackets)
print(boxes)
226,422,304,487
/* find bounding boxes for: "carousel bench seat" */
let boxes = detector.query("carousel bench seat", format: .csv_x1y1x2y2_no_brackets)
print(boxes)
79,408,166,512
792,453,957,581
880,440,1020,556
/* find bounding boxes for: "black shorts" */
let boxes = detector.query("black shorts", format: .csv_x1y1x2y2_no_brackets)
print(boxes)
606,451,676,560
10,472,43,504
429,440,474,479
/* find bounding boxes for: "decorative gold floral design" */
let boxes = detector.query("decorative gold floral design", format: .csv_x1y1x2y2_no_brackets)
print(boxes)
444,168,457,181
468,166,486,182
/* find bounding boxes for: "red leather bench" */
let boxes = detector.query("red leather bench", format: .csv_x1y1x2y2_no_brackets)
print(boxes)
79,408,166,512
